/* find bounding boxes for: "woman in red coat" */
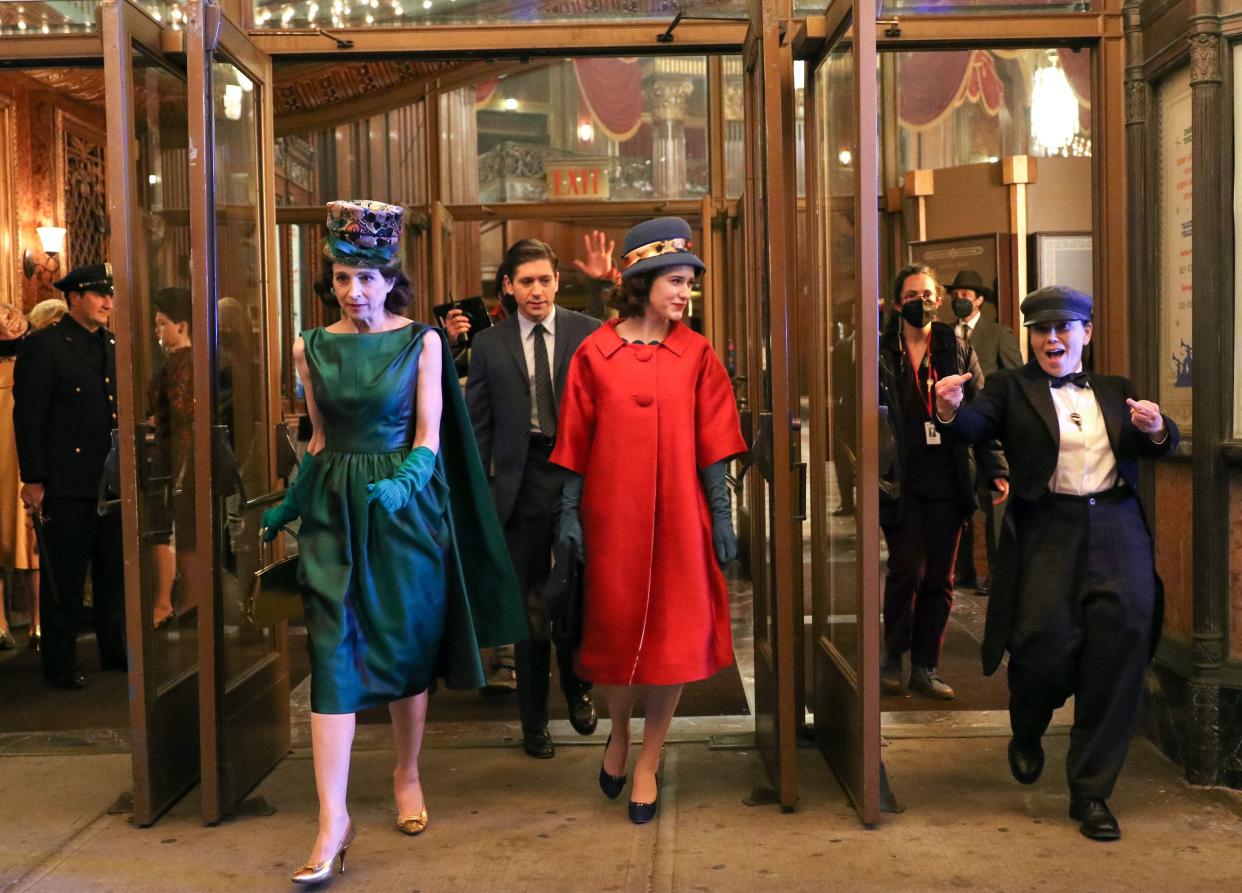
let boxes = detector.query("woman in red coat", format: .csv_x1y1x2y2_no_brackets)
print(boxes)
550,217,746,824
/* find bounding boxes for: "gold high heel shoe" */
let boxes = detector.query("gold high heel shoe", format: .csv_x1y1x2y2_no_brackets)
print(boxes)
291,820,355,885
395,806,429,836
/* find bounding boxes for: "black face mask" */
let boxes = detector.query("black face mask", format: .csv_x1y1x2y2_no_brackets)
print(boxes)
951,298,975,320
899,300,933,328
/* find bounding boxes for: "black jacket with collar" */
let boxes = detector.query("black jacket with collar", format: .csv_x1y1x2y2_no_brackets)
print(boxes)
13,315,119,499
465,307,601,526
943,359,1179,674
942,360,1179,503
878,319,1006,525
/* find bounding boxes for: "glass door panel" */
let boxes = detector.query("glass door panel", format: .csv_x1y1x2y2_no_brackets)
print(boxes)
808,1,882,825
102,0,199,826
187,0,288,824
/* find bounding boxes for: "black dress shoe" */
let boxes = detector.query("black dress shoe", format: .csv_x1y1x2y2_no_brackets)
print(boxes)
1069,795,1121,841
522,727,555,759
628,796,658,824
975,574,991,596
1008,738,1044,785
567,692,598,736
46,672,87,690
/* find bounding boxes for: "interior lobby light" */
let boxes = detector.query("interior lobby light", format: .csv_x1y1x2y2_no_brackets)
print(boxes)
838,149,852,166
23,226,66,280
223,84,244,121
1030,52,1079,154
578,122,595,142
504,97,519,111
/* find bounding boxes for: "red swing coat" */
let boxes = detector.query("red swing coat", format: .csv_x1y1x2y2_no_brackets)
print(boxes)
550,319,747,686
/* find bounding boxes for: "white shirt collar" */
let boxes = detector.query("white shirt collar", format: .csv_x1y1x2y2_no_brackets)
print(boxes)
961,312,981,332
517,304,557,339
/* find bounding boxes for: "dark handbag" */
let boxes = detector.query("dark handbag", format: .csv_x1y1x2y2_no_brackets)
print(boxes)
246,531,303,627
243,490,303,627
545,536,585,651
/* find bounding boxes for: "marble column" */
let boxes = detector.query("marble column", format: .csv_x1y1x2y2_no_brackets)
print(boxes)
647,75,695,198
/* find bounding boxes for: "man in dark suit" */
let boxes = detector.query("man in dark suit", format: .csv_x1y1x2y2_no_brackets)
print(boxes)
14,263,126,689
948,269,1023,593
935,286,1177,840
466,239,602,758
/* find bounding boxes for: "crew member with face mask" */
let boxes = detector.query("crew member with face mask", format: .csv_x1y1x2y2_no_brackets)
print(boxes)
878,265,1007,700
947,270,1022,595
935,286,1177,841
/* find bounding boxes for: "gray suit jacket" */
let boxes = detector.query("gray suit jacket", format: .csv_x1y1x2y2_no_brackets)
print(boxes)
963,315,1023,378
465,308,601,525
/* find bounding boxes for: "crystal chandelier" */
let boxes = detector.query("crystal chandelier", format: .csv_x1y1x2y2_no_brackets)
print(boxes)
1030,52,1080,155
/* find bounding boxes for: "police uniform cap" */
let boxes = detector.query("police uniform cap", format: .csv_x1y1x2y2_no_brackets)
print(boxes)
1019,285,1092,327
53,262,113,296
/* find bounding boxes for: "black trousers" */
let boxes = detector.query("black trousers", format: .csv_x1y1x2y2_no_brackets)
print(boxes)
1006,492,1155,799
956,479,1003,584
504,440,590,732
39,497,127,679
881,494,964,668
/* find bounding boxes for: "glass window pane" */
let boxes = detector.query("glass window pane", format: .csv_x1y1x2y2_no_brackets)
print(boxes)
897,48,1092,172
130,53,197,688
212,58,277,685
815,46,860,668
252,0,746,29
879,0,1093,14
467,58,709,202
0,2,188,35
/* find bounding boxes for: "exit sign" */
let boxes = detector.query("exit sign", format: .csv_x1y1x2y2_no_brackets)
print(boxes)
546,161,611,200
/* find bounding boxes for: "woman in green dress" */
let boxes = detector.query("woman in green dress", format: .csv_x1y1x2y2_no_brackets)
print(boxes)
262,200,526,885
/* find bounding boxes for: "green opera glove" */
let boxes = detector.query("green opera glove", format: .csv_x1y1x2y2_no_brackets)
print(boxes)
366,445,437,514
556,472,585,564
700,459,736,568
262,451,318,542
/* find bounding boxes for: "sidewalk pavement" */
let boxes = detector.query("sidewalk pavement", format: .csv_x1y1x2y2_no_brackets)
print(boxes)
2,730,1240,892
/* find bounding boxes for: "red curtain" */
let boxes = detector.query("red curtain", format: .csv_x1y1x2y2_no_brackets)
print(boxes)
898,50,1004,130
573,58,644,142
475,78,500,108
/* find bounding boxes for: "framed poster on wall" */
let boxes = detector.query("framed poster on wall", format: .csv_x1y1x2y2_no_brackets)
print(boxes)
1030,232,1093,295
1158,66,1193,434
908,232,1012,326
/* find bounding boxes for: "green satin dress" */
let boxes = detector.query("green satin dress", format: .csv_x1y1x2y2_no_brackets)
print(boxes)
298,323,527,714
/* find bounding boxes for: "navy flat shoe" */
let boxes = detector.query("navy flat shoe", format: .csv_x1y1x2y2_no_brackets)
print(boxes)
599,735,626,800
628,797,658,825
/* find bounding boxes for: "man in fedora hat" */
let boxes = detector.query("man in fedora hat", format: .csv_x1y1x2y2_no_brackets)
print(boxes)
948,269,1022,594
466,238,601,758
14,263,126,689
935,286,1176,840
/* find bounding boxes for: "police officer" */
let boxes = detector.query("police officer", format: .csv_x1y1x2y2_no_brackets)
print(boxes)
14,263,126,689
935,286,1176,840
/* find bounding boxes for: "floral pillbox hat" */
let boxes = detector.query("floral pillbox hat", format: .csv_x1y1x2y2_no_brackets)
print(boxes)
323,199,404,266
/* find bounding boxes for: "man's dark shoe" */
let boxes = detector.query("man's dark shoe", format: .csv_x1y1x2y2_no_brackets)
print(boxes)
1069,795,1121,841
908,665,955,700
1007,738,1044,785
567,692,598,736
522,727,555,759
880,653,904,695
46,672,87,690
976,574,991,596
831,505,855,517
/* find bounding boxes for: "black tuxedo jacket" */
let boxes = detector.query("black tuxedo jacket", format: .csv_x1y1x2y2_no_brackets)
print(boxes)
14,316,119,499
944,360,1179,673
465,308,600,526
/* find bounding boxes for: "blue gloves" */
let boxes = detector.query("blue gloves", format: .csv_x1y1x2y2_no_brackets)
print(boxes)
366,446,437,514
700,460,736,568
556,472,585,564
262,451,317,542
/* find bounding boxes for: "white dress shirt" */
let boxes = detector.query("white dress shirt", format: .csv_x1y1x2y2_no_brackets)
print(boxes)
517,305,557,433
957,312,981,342
1047,370,1119,496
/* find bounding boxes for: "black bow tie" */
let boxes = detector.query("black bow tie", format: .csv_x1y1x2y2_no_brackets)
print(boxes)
1049,371,1090,389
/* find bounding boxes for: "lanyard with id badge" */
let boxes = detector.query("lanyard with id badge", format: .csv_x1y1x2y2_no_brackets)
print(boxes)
906,341,941,446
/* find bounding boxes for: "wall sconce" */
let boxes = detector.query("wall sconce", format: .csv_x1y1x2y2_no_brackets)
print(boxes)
23,226,67,280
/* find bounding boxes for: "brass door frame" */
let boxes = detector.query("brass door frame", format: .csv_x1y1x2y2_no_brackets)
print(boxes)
187,0,289,825
102,0,201,827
